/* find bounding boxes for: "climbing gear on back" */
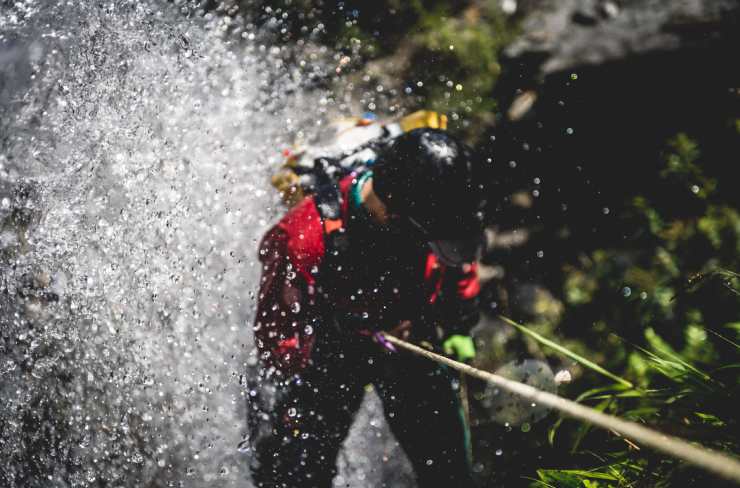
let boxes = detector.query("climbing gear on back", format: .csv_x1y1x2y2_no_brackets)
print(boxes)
271,110,448,208
275,110,453,276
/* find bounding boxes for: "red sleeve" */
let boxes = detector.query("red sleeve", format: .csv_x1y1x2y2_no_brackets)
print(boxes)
457,262,481,300
438,262,481,335
253,226,317,375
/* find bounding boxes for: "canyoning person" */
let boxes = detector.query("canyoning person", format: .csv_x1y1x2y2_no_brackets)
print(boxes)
250,127,488,487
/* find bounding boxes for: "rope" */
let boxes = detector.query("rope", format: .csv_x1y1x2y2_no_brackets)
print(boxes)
380,333,740,484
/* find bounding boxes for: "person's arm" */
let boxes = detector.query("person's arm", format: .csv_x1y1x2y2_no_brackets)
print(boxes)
253,226,316,374
438,262,481,361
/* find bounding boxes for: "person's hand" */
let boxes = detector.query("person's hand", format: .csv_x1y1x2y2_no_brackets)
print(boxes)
443,334,476,363
386,319,412,340
373,320,412,353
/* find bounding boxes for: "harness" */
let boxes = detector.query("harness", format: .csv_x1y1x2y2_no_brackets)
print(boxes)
313,170,350,258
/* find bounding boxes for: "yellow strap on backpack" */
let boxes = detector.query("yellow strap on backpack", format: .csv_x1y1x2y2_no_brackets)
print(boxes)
272,110,447,208
399,110,448,132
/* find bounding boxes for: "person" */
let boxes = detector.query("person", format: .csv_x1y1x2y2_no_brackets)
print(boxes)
250,128,488,487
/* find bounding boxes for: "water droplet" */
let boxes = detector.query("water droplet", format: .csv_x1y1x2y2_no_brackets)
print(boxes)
237,440,250,453
290,302,301,313
287,407,297,417
622,286,631,297
495,448,503,456
521,422,531,433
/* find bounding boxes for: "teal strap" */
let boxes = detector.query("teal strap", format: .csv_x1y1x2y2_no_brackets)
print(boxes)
350,170,373,211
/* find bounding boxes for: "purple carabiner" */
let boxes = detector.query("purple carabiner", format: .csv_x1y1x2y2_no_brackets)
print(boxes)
374,331,397,353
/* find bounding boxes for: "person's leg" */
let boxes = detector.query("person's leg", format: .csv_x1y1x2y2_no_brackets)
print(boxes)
375,352,476,488
251,333,367,488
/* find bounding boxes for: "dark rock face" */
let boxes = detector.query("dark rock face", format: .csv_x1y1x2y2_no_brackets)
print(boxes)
481,0,739,310
504,0,739,77
487,0,740,214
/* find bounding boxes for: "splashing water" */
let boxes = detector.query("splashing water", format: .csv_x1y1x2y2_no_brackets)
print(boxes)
1,2,419,486
0,1,330,486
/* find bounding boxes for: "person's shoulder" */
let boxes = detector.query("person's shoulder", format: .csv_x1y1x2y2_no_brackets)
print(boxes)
270,196,325,278
280,195,322,231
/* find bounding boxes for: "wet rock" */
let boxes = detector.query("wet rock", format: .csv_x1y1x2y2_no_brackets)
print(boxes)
482,358,556,426
511,284,563,323
478,263,505,285
485,0,740,286
502,0,740,78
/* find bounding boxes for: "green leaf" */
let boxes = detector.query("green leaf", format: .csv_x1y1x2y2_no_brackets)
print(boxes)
706,326,740,349
571,399,611,453
555,470,618,481
548,416,565,446
499,315,634,388
644,328,717,384
694,412,726,427
536,468,619,487
536,469,583,488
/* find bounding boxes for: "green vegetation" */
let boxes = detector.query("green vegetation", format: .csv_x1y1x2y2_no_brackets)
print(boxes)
237,0,517,138
513,314,739,487
488,133,740,486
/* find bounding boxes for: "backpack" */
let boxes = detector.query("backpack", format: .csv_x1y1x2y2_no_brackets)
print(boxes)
270,110,448,210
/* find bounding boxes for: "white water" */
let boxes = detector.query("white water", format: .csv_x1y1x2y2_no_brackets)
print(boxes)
0,2,413,486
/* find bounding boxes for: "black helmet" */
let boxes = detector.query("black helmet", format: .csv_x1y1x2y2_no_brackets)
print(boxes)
373,128,487,265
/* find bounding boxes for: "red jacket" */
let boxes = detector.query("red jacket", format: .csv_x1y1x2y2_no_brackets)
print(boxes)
254,173,481,374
